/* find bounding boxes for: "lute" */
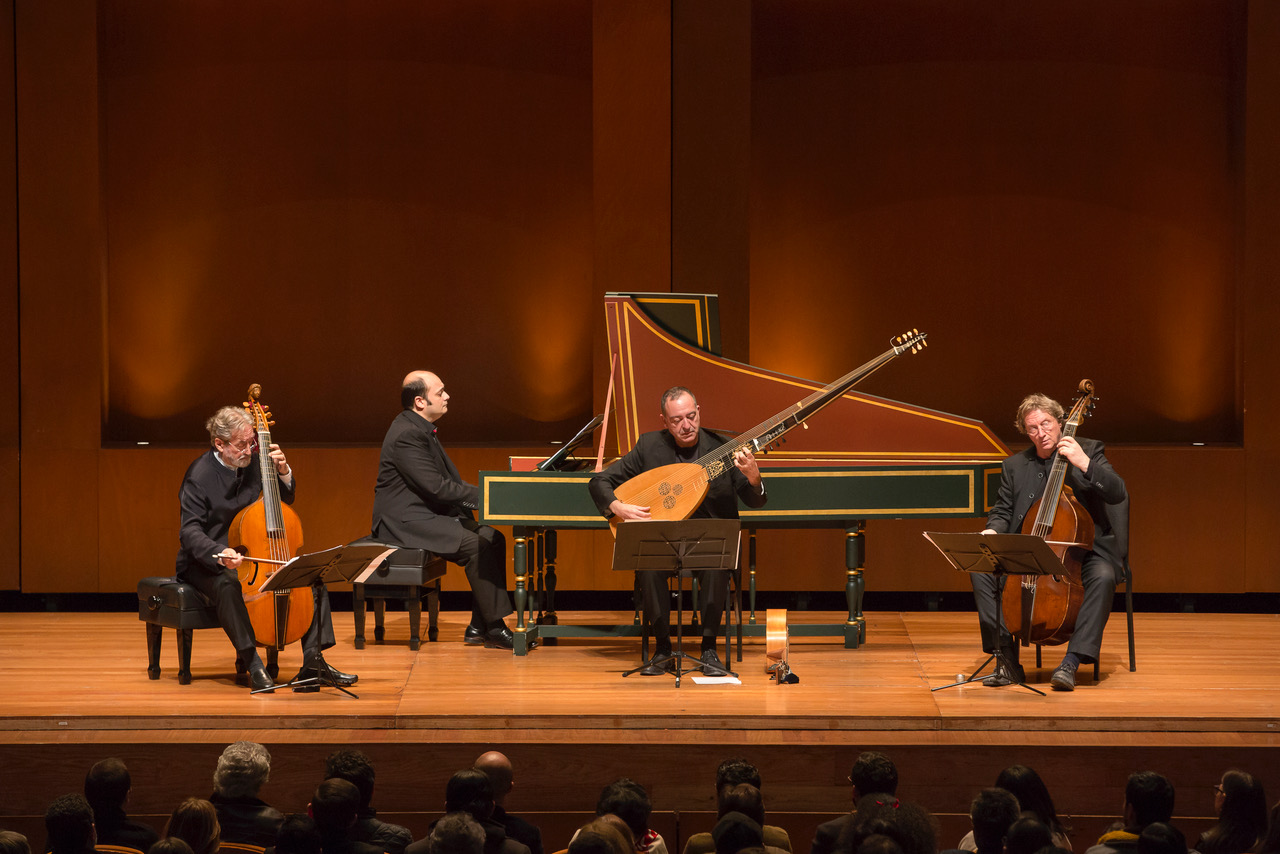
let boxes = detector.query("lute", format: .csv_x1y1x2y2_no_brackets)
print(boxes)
610,329,928,533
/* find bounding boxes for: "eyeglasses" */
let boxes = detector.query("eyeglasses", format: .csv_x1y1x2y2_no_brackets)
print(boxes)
1026,420,1058,437
222,435,257,453
1213,784,1226,795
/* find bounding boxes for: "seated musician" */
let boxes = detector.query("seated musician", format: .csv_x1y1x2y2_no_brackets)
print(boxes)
975,393,1128,691
589,386,767,676
176,406,358,693
371,371,515,650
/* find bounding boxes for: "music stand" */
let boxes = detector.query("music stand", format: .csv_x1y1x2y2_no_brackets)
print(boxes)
924,531,1068,696
612,519,741,687
253,544,397,696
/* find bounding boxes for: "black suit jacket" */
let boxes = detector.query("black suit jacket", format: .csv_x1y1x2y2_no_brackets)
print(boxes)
371,410,480,553
985,437,1128,571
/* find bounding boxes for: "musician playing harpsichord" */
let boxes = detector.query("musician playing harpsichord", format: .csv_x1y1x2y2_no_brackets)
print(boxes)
589,386,767,676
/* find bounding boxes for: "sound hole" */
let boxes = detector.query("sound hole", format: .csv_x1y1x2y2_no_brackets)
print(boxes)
673,484,683,495
663,496,677,510
658,482,670,496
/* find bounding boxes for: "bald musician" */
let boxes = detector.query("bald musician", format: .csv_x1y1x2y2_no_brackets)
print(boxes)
371,371,515,650
176,406,357,693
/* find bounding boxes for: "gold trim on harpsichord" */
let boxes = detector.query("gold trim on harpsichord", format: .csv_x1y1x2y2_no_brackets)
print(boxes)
630,295,706,348
738,469,979,517
481,474,603,524
609,297,1008,460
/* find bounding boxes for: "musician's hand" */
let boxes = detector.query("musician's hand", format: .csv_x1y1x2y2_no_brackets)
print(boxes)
610,500,651,521
981,528,997,536
1057,436,1089,472
216,548,244,570
733,447,761,486
267,443,293,481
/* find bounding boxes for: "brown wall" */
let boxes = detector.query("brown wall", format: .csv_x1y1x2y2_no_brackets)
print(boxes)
5,1,1279,597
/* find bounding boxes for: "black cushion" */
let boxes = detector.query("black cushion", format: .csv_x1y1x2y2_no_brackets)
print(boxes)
137,577,220,630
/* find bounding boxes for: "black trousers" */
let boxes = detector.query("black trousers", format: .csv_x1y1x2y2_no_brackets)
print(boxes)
436,518,513,627
178,566,335,665
971,551,1118,663
638,569,729,653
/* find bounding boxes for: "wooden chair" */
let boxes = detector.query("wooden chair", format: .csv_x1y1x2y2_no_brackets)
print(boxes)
136,576,278,684
1036,494,1135,678
96,845,146,854
218,843,267,854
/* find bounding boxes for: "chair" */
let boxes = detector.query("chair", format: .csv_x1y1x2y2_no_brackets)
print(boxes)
137,576,279,684
96,845,145,854
347,537,448,650
1035,494,1135,678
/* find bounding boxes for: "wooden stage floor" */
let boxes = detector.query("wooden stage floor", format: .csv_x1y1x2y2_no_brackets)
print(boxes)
2,609,1277,742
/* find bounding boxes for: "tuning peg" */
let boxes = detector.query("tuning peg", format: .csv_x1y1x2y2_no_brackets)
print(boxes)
268,420,276,427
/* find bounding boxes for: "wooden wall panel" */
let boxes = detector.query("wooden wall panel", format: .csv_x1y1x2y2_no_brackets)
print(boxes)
0,0,19,591
15,0,102,592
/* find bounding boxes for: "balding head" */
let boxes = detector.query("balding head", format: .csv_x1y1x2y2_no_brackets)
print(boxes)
475,752,514,803
402,371,450,422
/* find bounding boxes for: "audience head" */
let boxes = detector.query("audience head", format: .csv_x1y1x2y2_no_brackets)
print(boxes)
84,758,132,814
213,741,272,799
474,751,516,804
146,840,193,854
324,750,377,811
971,788,1021,854
310,778,362,838
595,814,637,853
994,766,1064,833
428,812,487,854
164,798,220,854
1005,815,1053,854
570,818,632,854
595,778,653,845
45,794,96,854
713,811,763,854
1126,772,1176,828
1138,823,1187,854
718,784,765,827
716,759,763,795
275,814,322,854
854,835,902,854
445,769,496,821
1258,801,1280,854
1201,770,1268,854
850,753,898,801
840,797,936,854
0,832,31,854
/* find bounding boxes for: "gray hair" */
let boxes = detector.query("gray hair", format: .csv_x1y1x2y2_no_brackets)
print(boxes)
427,812,485,854
660,386,697,415
213,741,271,798
205,406,252,447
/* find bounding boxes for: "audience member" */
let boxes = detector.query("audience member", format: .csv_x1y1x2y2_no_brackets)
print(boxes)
273,815,323,854
0,831,31,854
957,766,1070,852
811,753,899,854
837,796,936,854
713,812,764,854
211,741,285,848
596,779,666,854
1197,771,1267,854
324,749,412,854
1258,801,1280,854
569,819,632,854
854,836,900,854
1136,824,1186,854
85,758,161,853
475,752,543,854
1005,816,1054,854
427,814,487,854
1084,772,1177,854
969,789,1021,854
406,769,530,854
685,780,790,854
310,779,381,854
147,839,195,854
45,794,97,854
164,798,220,854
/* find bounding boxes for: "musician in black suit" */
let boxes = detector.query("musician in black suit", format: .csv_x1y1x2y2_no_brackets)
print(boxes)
371,371,514,649
974,393,1128,691
589,386,767,676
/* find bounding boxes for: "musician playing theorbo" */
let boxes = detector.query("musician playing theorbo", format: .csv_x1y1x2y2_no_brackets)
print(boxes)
589,386,767,676
975,393,1128,691
176,406,358,693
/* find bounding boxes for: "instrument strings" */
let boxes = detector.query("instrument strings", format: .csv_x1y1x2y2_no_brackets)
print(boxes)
256,423,289,567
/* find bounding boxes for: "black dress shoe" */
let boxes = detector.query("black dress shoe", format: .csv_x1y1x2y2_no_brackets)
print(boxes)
1050,662,1078,691
463,624,486,645
638,653,675,676
291,661,359,687
249,663,275,693
982,659,1025,687
483,626,515,650
697,648,729,676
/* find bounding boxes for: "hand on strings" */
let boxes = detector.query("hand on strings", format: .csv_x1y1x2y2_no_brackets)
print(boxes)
733,447,761,486
266,443,292,481
610,500,651,521
980,528,997,535
1056,436,1089,472
215,548,244,570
